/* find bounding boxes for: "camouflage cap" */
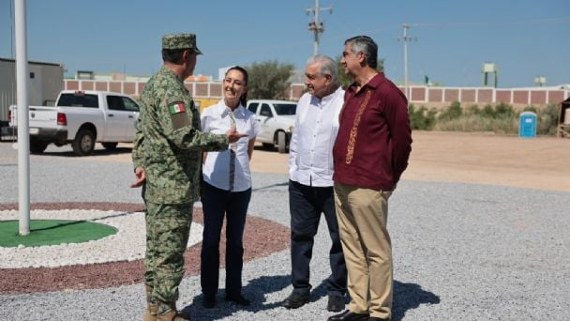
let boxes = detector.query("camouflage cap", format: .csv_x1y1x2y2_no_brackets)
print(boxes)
162,33,203,55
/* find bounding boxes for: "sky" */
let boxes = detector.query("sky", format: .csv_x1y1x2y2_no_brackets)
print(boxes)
1,0,569,88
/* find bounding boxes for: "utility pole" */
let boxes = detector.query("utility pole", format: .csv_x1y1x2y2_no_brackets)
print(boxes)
15,0,31,236
400,24,416,99
306,0,333,56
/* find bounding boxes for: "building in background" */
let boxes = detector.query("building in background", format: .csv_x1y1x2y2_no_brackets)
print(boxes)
0,58,63,121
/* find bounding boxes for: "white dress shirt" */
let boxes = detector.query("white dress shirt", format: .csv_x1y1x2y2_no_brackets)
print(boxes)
201,100,260,192
289,86,344,187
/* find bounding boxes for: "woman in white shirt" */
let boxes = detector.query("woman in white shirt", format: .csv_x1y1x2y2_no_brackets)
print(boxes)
200,66,260,309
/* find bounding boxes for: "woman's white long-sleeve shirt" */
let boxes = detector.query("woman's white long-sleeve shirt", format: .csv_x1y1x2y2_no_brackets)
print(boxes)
201,100,260,192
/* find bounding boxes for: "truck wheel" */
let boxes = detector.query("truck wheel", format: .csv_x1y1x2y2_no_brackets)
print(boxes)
277,131,287,153
72,129,95,156
30,140,48,154
102,142,118,150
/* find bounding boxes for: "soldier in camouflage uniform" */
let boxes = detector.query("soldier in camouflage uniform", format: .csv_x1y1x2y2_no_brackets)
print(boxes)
131,33,246,321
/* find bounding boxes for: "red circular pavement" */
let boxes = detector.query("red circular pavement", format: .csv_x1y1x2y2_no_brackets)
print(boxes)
0,202,290,295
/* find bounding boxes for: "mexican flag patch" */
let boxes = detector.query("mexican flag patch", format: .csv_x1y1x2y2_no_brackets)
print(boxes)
169,102,186,114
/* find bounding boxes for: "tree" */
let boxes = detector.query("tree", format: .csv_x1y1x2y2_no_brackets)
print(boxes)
336,56,384,89
246,60,295,100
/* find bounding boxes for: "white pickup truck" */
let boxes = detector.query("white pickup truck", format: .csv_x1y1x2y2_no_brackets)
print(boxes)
8,90,139,155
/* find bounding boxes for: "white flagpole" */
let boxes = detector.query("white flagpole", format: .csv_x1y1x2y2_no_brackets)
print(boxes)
15,0,30,236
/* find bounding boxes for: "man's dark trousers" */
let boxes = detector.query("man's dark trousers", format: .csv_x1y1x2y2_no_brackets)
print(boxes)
289,179,347,296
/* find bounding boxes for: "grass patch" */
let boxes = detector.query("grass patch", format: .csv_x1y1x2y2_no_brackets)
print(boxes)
0,220,116,247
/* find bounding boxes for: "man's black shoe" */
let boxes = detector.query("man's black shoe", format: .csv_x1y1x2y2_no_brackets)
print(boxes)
202,295,216,309
327,294,345,312
282,292,310,309
327,309,370,321
225,293,251,306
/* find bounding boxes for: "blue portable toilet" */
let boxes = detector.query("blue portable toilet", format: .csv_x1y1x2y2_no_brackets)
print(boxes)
519,111,537,138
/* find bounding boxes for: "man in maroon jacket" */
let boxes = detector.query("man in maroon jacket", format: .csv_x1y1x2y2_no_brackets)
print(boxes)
328,35,412,321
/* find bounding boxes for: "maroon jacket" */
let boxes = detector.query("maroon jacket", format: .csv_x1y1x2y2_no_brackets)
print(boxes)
333,73,412,191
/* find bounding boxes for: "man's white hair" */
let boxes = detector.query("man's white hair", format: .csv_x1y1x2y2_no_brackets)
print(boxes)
306,55,338,83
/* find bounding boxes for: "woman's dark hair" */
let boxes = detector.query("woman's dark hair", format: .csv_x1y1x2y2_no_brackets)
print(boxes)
162,49,187,64
225,66,249,107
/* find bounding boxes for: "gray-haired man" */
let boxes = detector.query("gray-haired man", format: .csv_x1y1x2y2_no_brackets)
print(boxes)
283,55,348,312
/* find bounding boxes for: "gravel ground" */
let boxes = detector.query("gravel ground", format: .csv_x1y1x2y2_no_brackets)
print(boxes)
0,209,202,268
1,143,569,320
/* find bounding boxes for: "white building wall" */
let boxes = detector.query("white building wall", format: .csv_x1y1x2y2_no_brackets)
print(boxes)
0,59,63,121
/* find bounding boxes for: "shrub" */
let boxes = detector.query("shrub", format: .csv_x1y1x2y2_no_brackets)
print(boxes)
537,103,560,136
494,102,515,118
522,106,538,113
435,102,518,134
438,101,463,122
415,101,557,136
466,104,481,115
481,104,496,118
409,104,436,130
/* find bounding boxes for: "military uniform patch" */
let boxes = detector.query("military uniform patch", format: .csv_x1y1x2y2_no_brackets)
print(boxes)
169,101,190,130
169,102,186,114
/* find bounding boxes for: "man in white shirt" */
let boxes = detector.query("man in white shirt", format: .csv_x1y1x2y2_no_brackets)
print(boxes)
283,55,347,312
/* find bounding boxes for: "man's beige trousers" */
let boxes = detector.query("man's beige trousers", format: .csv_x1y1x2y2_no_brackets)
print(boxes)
334,183,393,320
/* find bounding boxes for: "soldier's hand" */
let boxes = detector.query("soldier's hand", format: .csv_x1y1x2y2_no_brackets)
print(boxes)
130,167,146,188
225,126,248,143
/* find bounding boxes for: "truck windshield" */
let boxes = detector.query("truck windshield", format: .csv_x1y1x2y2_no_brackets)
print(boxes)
57,94,99,108
273,103,296,115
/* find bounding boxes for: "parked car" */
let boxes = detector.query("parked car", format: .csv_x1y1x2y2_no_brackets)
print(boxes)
8,90,139,155
246,99,296,153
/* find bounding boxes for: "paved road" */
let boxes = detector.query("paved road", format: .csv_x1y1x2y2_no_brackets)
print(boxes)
1,142,569,320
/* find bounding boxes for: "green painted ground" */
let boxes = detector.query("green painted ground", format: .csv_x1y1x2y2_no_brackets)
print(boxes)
0,220,117,247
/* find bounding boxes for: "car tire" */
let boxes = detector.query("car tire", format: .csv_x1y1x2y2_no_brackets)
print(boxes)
102,142,118,150
262,143,274,150
29,140,48,154
277,131,287,153
72,129,95,156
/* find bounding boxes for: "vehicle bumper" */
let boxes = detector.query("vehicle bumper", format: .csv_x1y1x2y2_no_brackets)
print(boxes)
0,121,9,134
0,122,13,141
8,126,68,144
